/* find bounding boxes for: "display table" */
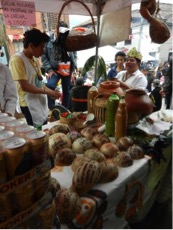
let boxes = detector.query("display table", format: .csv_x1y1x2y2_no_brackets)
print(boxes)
43,114,172,229
50,144,171,229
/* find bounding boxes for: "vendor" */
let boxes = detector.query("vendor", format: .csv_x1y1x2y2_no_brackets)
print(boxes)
115,47,148,91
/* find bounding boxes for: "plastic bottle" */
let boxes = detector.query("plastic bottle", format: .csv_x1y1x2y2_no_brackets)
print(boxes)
115,95,128,140
87,83,98,114
105,94,119,137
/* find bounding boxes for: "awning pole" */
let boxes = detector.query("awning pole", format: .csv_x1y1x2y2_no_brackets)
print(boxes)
94,0,101,83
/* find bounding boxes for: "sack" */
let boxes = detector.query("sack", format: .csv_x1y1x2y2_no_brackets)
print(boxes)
57,0,97,52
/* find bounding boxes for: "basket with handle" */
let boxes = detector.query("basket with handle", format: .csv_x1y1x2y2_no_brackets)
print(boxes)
57,0,97,52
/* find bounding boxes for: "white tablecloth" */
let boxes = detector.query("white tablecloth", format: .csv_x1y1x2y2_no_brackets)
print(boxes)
51,157,150,229
44,119,172,229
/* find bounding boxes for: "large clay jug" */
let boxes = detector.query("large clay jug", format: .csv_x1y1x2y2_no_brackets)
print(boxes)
98,81,124,97
125,89,154,115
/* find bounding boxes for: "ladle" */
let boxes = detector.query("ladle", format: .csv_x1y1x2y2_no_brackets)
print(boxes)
83,113,95,125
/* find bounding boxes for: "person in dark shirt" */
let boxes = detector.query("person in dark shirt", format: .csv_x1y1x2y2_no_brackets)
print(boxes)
149,79,162,112
160,59,172,109
107,51,126,80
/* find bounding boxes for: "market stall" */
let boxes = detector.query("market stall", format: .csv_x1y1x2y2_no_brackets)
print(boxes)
41,109,172,229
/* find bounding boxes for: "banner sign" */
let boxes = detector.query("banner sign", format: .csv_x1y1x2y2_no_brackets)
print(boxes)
1,0,36,26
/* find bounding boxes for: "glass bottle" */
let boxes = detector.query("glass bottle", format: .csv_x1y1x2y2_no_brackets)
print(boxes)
87,83,98,114
105,94,119,137
115,95,128,140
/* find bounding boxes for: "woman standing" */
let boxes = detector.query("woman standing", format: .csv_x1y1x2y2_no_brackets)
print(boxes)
115,47,148,91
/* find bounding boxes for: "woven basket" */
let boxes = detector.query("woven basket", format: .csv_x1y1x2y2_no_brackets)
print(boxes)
59,113,76,124
58,0,97,52
94,94,110,124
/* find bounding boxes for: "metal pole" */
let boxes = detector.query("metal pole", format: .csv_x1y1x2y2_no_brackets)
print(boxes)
138,18,144,52
94,0,101,83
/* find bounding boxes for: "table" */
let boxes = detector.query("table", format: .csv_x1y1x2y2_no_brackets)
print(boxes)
43,120,172,229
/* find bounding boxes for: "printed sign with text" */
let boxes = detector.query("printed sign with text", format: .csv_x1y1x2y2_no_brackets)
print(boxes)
1,0,36,26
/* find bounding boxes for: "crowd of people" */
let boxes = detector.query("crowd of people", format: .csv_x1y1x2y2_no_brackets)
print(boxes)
0,24,172,127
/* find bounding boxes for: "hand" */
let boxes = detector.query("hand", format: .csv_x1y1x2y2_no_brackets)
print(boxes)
49,89,62,100
47,70,56,79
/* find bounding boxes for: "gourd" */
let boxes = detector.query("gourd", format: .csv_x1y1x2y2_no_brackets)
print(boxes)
100,142,119,158
98,160,119,183
54,148,77,166
54,188,81,224
84,148,106,162
71,160,102,195
49,124,70,135
80,127,98,140
71,156,91,172
127,145,144,160
92,133,110,149
113,151,133,167
72,137,93,154
49,133,71,157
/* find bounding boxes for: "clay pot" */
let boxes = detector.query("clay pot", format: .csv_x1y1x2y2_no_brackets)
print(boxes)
98,81,124,97
125,89,154,115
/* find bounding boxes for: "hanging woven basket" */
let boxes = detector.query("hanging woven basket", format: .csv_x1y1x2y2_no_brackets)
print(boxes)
57,0,98,51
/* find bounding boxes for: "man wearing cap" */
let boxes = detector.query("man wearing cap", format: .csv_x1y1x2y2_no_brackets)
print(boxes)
41,21,77,110
115,47,148,90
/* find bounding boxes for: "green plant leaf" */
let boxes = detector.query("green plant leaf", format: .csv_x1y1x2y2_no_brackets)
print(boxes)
81,55,107,84
98,56,107,80
81,55,96,76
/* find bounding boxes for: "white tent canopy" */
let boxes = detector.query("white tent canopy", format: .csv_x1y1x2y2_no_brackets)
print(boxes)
0,0,141,46
142,54,156,62
0,0,170,14
0,0,142,15
77,45,118,67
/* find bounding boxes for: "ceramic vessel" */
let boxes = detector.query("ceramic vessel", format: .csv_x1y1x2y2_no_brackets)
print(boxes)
98,81,124,97
125,89,154,115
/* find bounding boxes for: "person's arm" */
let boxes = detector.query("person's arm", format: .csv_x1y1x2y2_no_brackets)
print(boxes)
115,79,131,90
3,65,18,116
41,42,56,78
18,80,61,99
10,56,61,99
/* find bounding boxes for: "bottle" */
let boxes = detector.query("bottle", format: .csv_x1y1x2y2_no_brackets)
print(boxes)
115,95,128,140
87,83,98,114
105,94,119,137
35,124,42,131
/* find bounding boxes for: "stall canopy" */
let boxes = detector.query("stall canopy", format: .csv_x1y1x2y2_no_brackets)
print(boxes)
0,0,142,46
0,0,142,15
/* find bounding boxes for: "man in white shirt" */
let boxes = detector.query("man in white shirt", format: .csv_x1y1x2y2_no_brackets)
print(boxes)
0,63,18,116
115,47,148,91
